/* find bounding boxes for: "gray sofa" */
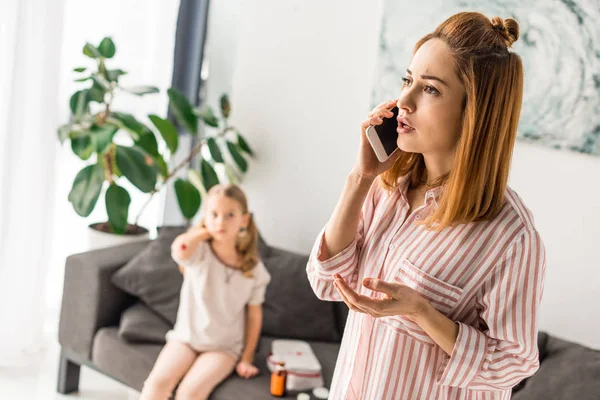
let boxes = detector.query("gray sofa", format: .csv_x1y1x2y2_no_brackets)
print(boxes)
57,228,600,399
58,228,347,399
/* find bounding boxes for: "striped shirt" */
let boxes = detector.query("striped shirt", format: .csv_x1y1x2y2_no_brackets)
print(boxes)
306,173,546,399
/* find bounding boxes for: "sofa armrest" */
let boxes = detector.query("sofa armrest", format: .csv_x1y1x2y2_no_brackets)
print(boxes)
58,240,151,361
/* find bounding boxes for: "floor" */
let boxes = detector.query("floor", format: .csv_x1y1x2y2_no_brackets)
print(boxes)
0,317,139,400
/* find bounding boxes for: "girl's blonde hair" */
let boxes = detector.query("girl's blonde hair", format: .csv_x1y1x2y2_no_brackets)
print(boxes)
381,12,523,231
198,184,260,277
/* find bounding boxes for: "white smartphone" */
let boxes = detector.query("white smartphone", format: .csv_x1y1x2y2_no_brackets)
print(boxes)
365,106,399,163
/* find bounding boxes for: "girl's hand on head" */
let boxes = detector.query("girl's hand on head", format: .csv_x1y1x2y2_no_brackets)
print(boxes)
236,360,259,379
355,99,403,180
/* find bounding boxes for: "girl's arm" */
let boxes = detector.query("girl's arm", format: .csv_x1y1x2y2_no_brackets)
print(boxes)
240,304,262,364
171,227,212,265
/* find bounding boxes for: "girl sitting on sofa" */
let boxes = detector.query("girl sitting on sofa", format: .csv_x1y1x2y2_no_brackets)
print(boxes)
140,184,271,400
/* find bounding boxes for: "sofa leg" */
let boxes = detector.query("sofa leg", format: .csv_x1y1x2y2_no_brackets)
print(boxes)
57,349,81,394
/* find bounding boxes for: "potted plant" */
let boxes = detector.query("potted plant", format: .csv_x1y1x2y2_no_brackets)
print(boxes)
58,37,254,249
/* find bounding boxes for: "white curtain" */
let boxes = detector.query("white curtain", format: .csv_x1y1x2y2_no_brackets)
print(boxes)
0,0,66,363
0,0,180,364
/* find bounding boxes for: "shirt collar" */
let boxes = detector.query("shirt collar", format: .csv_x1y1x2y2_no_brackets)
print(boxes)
397,173,444,208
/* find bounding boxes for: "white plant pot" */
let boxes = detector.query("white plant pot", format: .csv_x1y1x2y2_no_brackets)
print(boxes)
87,223,150,250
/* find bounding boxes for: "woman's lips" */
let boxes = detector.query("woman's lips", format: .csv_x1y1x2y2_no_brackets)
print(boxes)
397,122,415,134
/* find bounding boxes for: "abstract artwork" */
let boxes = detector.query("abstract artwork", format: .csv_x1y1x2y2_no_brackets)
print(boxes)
372,0,600,155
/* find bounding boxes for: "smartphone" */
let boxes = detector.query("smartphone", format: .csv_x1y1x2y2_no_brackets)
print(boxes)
365,106,399,163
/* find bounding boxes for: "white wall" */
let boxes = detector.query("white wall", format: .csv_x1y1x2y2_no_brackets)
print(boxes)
207,0,600,349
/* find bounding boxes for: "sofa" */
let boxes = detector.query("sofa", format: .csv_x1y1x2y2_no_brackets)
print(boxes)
57,227,600,399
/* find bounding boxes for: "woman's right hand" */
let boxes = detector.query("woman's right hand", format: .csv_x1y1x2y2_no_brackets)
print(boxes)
354,99,402,180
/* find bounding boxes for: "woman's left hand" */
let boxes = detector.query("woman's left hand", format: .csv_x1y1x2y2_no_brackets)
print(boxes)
333,273,429,320
236,360,259,379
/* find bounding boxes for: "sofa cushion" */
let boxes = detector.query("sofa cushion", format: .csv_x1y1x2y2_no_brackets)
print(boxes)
511,333,600,400
118,302,172,344
261,246,340,342
111,226,186,324
92,327,163,392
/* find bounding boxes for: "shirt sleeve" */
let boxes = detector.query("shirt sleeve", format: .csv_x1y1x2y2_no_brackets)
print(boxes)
248,261,272,305
436,228,547,390
171,240,208,267
306,177,380,301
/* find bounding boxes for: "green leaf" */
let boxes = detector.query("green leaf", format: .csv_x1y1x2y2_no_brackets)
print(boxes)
69,90,89,117
174,178,201,220
237,132,254,156
88,81,106,103
200,159,220,191
115,145,157,193
167,87,197,134
122,86,159,96
135,131,159,157
91,74,111,91
111,112,145,140
73,67,87,73
106,69,127,82
220,94,231,119
83,43,102,59
57,124,71,144
187,170,204,193
154,154,169,178
98,37,116,58
106,184,130,234
224,163,240,185
71,135,93,160
74,76,91,82
90,123,119,153
148,114,178,153
206,137,223,162
68,164,104,217
226,141,248,173
194,105,219,128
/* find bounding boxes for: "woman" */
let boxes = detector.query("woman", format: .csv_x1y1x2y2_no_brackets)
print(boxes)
307,12,546,400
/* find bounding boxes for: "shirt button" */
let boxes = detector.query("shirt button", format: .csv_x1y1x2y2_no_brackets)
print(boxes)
389,244,395,249
415,215,421,219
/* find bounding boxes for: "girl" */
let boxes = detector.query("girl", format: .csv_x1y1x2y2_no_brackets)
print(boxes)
307,12,546,400
140,184,271,400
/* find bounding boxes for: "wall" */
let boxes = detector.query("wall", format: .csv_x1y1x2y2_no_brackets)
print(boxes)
205,0,600,349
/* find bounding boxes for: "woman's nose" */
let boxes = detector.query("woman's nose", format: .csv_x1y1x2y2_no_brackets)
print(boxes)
397,90,415,114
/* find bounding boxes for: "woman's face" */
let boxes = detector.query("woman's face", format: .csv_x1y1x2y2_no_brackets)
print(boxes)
203,194,249,242
396,38,465,158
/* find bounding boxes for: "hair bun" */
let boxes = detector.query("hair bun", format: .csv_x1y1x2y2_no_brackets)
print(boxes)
491,16,519,47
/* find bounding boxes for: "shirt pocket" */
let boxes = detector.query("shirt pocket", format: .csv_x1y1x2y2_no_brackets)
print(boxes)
380,258,464,347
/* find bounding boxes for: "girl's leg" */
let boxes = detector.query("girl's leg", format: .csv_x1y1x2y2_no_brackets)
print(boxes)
139,340,198,400
174,352,237,400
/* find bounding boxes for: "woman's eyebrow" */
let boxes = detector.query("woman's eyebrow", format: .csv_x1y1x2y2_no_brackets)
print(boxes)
406,69,448,87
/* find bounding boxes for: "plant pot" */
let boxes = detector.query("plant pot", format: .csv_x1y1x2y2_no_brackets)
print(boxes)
87,222,151,250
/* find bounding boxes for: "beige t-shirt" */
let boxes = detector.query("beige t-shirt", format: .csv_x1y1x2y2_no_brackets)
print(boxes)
167,240,271,359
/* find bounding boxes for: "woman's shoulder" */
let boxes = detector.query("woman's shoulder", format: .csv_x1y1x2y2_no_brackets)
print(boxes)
502,185,538,232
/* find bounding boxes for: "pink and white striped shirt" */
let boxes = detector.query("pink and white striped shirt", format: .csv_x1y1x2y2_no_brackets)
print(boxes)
307,173,546,400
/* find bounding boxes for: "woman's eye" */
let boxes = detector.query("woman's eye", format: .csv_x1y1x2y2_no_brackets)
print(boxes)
425,85,440,95
401,77,411,87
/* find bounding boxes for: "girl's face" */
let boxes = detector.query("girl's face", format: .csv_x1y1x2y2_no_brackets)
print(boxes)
396,38,465,159
203,194,249,242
